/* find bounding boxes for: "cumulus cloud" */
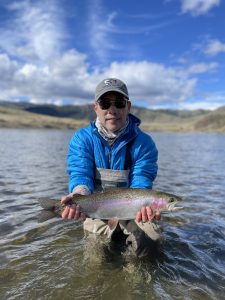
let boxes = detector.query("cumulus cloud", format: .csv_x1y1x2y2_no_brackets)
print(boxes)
1,0,198,107
204,39,225,56
0,50,94,104
0,50,201,107
100,61,197,104
181,0,220,16
0,46,222,108
0,0,223,109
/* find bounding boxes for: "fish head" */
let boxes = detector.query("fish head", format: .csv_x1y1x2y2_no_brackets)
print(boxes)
151,193,182,211
167,194,183,203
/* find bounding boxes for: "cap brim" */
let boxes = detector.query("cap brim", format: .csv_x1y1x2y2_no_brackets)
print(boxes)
95,87,128,101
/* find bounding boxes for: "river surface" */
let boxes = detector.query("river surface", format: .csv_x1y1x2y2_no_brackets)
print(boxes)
0,129,224,300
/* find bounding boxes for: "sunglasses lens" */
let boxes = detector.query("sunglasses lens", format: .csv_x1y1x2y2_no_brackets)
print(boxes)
114,100,126,108
98,98,127,109
99,99,111,109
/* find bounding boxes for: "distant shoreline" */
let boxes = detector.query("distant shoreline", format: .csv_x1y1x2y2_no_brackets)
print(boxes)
0,103,225,133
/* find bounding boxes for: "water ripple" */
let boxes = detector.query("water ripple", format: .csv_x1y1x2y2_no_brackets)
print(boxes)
0,129,225,300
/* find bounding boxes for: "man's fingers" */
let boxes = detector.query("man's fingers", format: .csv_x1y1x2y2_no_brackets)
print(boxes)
136,207,153,222
135,211,142,222
68,207,76,219
61,206,70,219
146,206,154,221
60,201,86,221
136,206,161,223
141,206,147,222
61,194,73,205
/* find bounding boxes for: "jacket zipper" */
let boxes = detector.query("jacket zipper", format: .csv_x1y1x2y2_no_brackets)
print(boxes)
108,148,112,167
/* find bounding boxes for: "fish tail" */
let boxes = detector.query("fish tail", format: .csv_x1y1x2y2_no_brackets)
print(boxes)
38,198,58,210
37,210,57,222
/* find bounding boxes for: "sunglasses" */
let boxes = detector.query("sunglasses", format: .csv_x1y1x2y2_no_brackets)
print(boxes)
97,98,128,110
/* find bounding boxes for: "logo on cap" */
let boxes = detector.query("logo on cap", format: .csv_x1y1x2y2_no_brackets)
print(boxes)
104,79,118,86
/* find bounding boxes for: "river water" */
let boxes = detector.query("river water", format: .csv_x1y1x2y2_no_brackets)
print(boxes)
0,129,224,300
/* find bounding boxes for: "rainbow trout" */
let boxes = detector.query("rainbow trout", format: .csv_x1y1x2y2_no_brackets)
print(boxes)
38,188,182,221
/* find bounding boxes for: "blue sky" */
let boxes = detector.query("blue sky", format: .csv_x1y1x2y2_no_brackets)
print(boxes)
0,0,225,110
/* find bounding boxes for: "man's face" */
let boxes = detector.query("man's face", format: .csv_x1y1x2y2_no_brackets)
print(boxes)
94,92,131,132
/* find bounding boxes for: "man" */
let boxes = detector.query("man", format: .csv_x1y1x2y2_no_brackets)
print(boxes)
61,78,163,257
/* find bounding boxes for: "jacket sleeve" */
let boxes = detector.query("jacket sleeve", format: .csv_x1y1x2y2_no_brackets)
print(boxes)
129,133,158,189
66,129,95,193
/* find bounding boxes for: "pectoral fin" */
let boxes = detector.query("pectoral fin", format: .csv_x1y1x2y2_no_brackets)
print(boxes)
108,218,119,231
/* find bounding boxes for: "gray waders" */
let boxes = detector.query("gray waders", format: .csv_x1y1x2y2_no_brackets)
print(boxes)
83,168,163,257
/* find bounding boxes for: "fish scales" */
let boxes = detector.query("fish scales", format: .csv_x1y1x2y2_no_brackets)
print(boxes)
38,188,182,221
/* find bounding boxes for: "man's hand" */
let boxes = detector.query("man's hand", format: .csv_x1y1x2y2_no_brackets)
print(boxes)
135,206,161,222
61,186,89,220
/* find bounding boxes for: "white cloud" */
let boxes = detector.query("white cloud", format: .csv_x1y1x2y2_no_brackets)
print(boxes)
14,50,92,100
181,0,220,16
187,62,218,74
100,61,197,104
0,0,66,62
1,49,225,109
0,52,200,106
87,0,174,64
87,0,117,64
0,53,19,82
204,39,225,56
177,92,225,110
0,0,223,109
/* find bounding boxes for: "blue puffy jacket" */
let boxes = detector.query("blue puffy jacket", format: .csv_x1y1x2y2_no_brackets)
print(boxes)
67,114,158,193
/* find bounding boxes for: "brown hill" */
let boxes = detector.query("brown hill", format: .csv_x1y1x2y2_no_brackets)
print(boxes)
193,107,225,132
0,106,88,130
0,101,224,133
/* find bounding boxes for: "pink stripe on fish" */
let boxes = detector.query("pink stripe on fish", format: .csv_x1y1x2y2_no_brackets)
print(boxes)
151,198,168,210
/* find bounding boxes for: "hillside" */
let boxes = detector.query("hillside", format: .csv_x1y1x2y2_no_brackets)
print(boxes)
193,108,225,132
0,105,88,130
0,100,224,133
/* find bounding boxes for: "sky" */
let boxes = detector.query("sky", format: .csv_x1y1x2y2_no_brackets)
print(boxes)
0,0,225,110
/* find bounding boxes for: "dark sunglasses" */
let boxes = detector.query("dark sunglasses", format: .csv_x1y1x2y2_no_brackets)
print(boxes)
97,98,128,110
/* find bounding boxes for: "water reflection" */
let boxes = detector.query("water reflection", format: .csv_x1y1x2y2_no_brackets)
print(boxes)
0,129,225,299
